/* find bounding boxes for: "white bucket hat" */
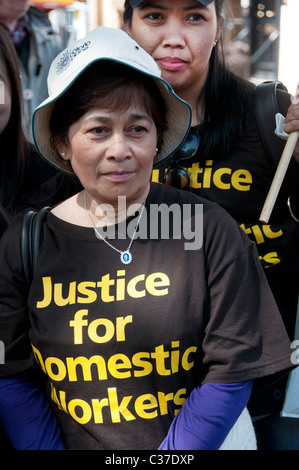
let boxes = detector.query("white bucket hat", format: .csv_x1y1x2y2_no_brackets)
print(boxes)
32,26,192,175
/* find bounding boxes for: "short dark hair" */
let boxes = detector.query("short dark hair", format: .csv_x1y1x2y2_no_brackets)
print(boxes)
50,61,168,155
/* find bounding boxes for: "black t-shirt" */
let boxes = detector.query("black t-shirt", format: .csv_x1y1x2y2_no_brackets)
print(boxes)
0,184,293,449
153,89,299,341
153,90,299,415
0,144,82,231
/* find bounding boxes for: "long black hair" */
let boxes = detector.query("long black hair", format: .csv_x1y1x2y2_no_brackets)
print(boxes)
122,0,255,160
0,25,29,210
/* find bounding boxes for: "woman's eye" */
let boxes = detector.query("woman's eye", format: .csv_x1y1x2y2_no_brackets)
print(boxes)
90,127,107,135
188,14,204,22
145,12,163,21
130,126,146,134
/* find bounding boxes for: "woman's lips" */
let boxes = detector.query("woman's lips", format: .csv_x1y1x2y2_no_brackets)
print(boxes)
157,57,187,71
104,171,133,181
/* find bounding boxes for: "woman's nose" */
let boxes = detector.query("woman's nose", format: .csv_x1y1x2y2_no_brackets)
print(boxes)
161,20,186,49
105,134,131,161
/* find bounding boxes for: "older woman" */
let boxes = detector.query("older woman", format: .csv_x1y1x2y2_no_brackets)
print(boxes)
0,26,294,450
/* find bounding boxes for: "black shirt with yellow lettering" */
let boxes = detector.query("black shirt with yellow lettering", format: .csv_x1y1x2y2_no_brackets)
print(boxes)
153,90,299,416
153,90,299,342
0,183,294,448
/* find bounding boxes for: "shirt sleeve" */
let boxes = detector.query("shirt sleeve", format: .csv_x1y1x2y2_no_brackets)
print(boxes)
201,208,294,383
158,381,253,450
0,369,66,450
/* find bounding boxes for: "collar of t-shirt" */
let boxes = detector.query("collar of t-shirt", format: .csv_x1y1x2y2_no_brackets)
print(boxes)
0,14,31,44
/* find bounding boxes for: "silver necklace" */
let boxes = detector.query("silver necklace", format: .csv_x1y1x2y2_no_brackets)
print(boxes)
84,192,145,265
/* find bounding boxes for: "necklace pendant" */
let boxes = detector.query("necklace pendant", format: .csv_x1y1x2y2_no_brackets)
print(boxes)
121,251,132,265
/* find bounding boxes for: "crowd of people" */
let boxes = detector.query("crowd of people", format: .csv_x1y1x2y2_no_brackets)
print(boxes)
0,0,63,141
0,1,81,230
0,0,298,451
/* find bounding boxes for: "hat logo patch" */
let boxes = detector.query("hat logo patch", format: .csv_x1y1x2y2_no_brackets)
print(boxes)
56,41,91,75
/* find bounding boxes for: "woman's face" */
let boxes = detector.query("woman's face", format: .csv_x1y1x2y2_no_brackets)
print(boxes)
0,54,11,137
0,0,30,25
59,105,158,207
126,0,223,101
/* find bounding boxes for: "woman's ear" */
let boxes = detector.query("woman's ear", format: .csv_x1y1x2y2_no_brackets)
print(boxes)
55,140,70,161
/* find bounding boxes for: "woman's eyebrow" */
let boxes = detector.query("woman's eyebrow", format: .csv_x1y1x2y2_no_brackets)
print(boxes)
140,2,206,11
84,116,111,123
83,113,152,123
128,113,152,122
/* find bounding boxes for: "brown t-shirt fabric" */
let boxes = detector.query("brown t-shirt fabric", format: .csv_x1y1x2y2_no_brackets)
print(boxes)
0,183,294,449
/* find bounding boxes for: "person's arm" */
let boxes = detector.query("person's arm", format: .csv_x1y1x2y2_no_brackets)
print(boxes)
158,381,253,450
0,370,66,450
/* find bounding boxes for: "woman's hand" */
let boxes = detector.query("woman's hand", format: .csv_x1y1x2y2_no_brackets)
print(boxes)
284,102,299,163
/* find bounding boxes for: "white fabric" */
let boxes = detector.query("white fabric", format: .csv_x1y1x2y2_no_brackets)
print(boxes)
275,113,289,140
32,27,192,174
219,407,257,450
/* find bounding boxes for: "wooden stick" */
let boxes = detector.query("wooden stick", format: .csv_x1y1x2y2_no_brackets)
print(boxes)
259,131,299,223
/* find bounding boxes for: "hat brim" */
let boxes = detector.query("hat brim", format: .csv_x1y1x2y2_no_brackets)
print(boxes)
32,58,191,175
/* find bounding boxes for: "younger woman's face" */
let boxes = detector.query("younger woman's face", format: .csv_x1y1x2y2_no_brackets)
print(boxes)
0,54,11,136
126,0,223,101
